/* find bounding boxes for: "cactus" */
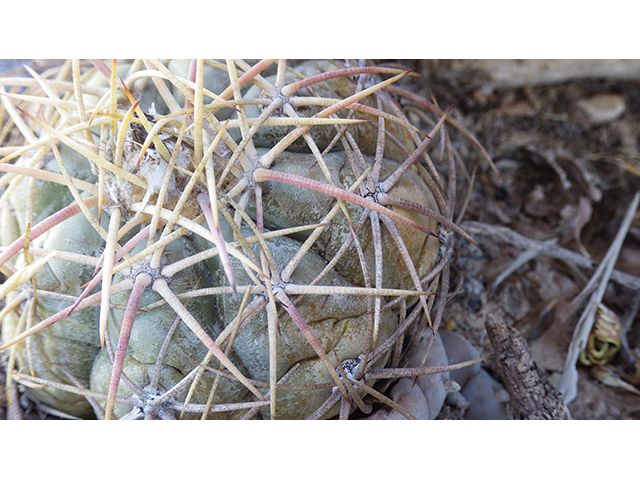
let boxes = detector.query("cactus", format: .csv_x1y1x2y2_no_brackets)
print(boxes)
0,59,490,419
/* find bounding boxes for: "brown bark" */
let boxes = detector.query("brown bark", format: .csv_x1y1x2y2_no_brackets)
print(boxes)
485,316,571,420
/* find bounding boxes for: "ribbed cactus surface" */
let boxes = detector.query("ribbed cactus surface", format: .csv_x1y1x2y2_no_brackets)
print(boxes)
0,59,483,419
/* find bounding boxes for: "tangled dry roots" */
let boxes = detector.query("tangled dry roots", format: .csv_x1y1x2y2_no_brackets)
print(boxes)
0,59,490,419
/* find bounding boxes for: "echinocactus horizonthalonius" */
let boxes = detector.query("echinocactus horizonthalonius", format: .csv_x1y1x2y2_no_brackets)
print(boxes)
0,59,493,419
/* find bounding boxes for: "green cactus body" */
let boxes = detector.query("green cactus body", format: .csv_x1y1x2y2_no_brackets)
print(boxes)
0,59,468,420
253,148,439,290
209,217,397,419
241,60,414,162
2,200,102,416
90,236,252,419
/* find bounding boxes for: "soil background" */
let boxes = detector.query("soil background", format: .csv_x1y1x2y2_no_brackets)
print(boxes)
398,59,640,419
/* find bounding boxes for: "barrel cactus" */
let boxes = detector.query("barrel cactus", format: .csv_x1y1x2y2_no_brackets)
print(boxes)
0,59,489,419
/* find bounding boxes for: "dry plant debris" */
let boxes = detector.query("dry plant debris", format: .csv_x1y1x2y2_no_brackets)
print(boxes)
413,59,640,419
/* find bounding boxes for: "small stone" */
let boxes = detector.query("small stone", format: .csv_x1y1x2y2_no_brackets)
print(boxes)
577,94,626,124
443,379,461,393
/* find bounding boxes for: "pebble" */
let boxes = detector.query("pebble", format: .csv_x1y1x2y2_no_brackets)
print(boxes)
577,94,626,124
